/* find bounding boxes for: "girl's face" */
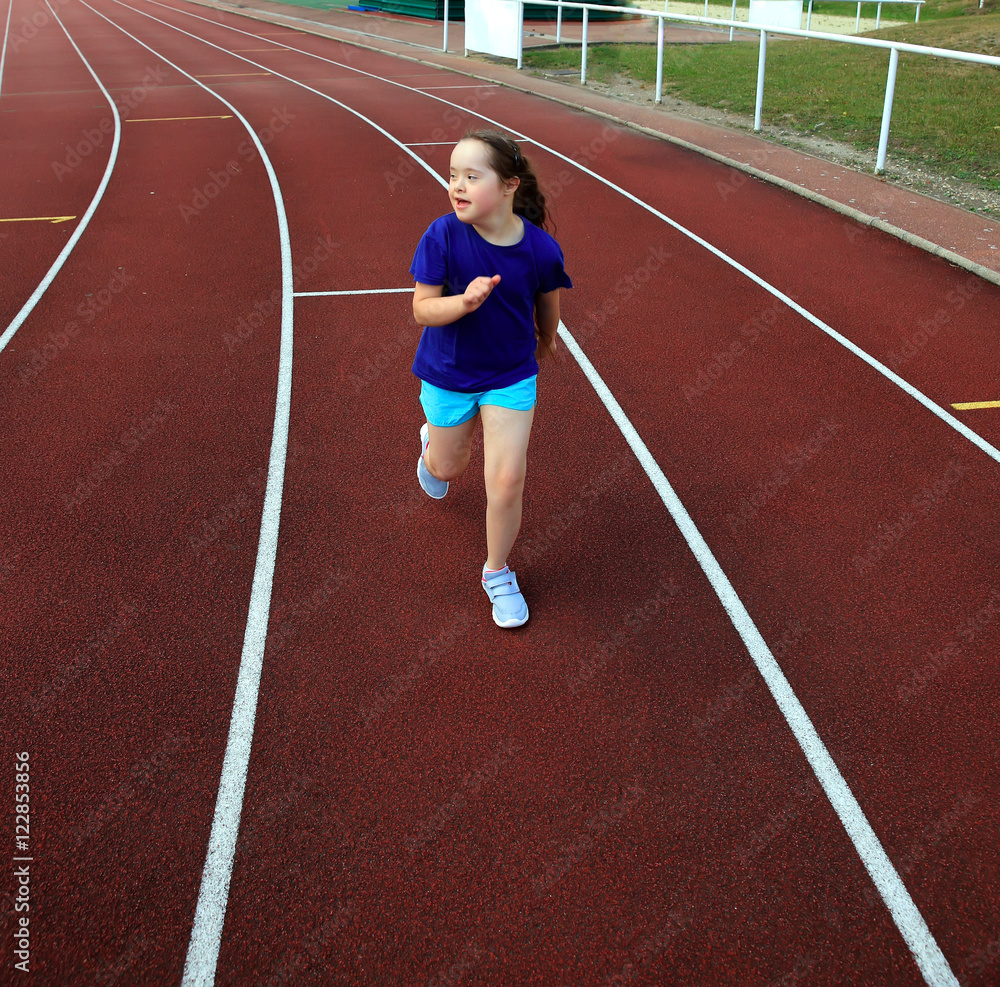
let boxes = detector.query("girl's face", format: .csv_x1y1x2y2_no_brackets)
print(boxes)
448,139,517,228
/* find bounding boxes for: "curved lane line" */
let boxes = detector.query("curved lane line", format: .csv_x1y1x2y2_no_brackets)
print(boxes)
108,3,962,984
142,0,1000,470
0,0,13,98
0,0,121,357
67,2,294,984
559,320,958,987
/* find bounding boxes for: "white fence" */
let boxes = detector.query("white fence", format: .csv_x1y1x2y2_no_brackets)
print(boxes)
455,0,1000,174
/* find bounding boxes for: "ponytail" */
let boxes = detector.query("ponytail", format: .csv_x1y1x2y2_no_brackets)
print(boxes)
461,129,551,232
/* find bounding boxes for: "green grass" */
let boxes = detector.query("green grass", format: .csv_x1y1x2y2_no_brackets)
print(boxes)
523,0,1000,192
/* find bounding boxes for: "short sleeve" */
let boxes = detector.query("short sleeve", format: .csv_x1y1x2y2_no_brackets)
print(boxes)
410,221,449,287
535,230,573,294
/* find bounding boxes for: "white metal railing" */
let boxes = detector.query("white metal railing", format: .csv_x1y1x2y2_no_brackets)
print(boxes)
480,0,1000,174
641,0,925,31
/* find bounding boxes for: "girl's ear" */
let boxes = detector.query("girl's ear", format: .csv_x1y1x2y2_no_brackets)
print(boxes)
504,175,520,196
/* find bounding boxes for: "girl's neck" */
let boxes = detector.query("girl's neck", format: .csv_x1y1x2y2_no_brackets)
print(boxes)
473,212,523,247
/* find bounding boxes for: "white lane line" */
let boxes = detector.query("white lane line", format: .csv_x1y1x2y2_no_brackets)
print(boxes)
119,0,446,187
0,0,121,356
0,0,13,99
294,286,413,296
69,3,294,985
119,4,963,983
415,84,500,90
558,319,958,987
144,0,1000,471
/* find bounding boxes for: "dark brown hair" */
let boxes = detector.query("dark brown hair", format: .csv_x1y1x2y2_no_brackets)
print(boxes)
462,129,550,231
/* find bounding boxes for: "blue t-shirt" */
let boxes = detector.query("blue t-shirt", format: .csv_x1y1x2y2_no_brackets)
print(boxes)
410,213,572,393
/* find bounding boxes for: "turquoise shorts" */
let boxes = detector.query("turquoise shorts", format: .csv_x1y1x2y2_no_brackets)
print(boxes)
419,376,537,428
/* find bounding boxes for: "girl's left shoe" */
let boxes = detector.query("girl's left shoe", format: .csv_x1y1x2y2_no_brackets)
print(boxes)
417,423,449,499
482,565,529,628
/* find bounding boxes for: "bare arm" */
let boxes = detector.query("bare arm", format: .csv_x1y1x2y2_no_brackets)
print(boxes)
534,289,562,363
412,276,500,327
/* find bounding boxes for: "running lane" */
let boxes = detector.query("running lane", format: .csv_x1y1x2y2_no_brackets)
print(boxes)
113,3,996,984
1,0,306,980
3,0,997,984
0,0,118,334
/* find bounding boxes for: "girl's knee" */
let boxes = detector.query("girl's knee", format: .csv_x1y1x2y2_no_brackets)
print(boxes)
429,447,471,481
486,466,526,501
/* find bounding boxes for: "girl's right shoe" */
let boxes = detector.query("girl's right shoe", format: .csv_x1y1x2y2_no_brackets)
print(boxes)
417,422,449,499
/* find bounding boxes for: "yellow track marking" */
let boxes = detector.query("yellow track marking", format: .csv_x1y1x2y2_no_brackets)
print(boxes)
952,400,1000,410
0,215,76,224
126,114,234,122
195,72,272,78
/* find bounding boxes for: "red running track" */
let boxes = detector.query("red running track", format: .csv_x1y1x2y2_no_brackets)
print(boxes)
1,0,998,983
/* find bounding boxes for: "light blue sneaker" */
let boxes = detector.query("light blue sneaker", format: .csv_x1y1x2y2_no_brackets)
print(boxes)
417,423,448,500
482,565,529,628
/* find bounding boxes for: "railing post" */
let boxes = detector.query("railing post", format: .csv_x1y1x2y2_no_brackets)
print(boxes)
443,0,449,52
754,28,767,131
806,0,813,29
855,1,861,31
703,0,708,16
655,15,664,102
556,0,562,44
875,45,899,173
729,0,736,40
876,0,882,27
581,7,589,83
517,1,524,68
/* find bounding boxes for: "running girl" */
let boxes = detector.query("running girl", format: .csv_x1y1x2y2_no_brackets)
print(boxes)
410,130,572,628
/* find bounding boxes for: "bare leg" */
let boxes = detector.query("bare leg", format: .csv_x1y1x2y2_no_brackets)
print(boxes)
424,417,477,482
480,404,535,571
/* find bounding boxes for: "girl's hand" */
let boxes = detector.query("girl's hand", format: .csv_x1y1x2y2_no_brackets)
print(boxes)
463,274,501,311
536,333,561,364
